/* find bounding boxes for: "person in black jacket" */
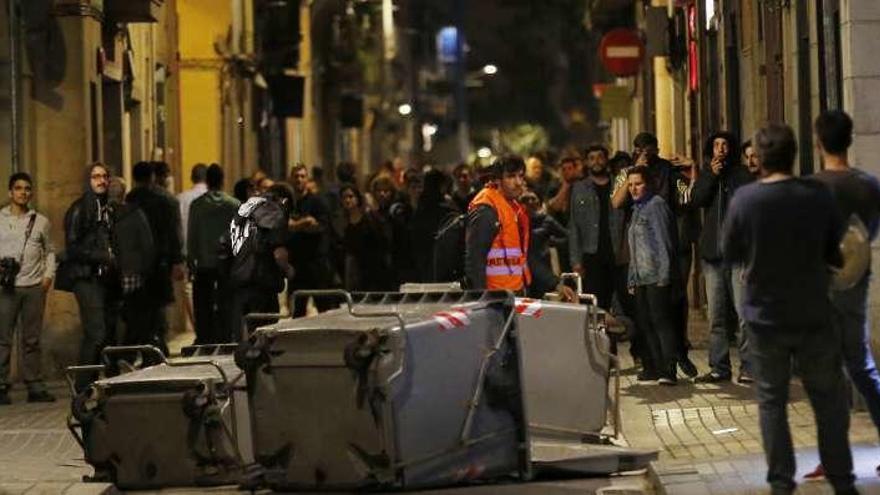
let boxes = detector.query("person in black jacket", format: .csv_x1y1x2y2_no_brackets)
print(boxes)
107,177,156,346
691,132,755,384
125,162,184,354
228,184,294,338
411,169,458,280
339,184,394,291
522,190,568,298
451,163,477,213
287,164,337,316
64,163,116,391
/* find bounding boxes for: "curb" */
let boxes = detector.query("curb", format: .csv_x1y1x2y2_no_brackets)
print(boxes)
646,460,713,495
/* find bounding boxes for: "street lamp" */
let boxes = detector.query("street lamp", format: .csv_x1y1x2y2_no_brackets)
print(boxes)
482,64,498,75
398,103,413,116
477,147,493,159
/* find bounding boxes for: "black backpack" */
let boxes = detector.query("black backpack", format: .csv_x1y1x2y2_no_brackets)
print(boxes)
432,211,467,283
227,197,285,291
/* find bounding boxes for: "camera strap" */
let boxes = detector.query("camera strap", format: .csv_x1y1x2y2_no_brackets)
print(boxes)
18,214,36,264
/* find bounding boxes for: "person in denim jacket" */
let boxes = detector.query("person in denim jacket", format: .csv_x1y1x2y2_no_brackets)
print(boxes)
627,166,679,384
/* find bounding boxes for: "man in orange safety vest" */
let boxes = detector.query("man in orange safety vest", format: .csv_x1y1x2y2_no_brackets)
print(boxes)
465,155,532,292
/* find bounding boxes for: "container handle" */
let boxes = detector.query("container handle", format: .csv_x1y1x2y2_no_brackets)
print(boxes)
100,345,166,369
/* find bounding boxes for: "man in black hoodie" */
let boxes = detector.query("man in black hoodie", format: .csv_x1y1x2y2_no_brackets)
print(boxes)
692,132,755,383
63,163,116,391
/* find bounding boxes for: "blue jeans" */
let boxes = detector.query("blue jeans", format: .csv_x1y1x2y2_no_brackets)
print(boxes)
831,274,880,437
749,322,853,493
703,260,749,377
730,264,751,374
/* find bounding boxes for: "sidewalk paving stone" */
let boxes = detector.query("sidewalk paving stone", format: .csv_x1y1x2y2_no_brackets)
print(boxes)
615,319,880,495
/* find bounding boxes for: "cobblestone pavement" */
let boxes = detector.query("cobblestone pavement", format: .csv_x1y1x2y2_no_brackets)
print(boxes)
0,382,113,494
616,314,880,494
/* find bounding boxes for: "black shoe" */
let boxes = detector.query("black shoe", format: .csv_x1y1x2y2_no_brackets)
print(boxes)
0,390,9,405
678,357,698,378
694,372,731,384
637,371,660,382
27,390,56,403
737,372,755,384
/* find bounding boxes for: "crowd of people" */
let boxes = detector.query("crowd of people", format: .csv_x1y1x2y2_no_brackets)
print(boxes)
0,108,876,493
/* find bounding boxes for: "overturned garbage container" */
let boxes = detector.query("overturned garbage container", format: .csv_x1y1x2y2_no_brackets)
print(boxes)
237,289,530,491
398,281,656,477
516,292,615,439
68,344,253,490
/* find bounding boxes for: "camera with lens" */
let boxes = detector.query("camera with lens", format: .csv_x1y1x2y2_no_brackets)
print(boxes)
0,257,21,290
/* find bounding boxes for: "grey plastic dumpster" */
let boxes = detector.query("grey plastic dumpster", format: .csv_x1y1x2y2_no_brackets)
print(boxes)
237,289,530,491
68,344,253,490
515,295,615,439
395,282,655,477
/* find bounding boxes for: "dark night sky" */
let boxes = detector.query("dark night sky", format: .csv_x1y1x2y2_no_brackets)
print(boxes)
410,0,599,148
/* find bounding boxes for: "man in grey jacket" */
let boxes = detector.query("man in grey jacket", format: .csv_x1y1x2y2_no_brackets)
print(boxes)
0,173,56,404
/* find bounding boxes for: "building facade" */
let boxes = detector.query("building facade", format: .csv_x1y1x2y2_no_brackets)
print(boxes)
0,0,408,375
591,0,880,343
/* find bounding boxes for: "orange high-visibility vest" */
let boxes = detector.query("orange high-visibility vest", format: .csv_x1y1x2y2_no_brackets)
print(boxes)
469,185,531,291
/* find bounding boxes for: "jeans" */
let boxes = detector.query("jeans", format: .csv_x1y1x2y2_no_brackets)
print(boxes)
192,268,232,344
703,259,748,377
614,264,641,358
122,287,165,352
748,323,854,493
831,274,880,437
0,286,47,392
73,279,119,391
676,249,693,358
231,286,280,342
634,284,678,377
730,264,751,374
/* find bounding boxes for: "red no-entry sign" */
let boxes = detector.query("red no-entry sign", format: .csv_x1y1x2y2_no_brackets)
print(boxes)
599,28,646,77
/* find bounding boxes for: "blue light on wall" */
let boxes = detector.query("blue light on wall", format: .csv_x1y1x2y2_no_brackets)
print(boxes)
437,26,460,64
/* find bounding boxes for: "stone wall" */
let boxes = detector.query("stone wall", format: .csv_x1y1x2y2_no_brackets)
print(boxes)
840,1,880,348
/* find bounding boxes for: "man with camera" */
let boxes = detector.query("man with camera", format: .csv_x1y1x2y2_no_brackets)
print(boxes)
0,173,55,404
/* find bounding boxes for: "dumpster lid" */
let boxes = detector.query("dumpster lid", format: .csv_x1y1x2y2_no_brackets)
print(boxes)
529,437,657,475
261,290,515,335
95,355,242,388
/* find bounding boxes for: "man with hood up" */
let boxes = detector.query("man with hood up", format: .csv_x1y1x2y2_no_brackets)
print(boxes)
62,163,116,391
691,132,755,384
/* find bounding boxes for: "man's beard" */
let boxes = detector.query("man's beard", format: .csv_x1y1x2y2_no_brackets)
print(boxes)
590,167,609,177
